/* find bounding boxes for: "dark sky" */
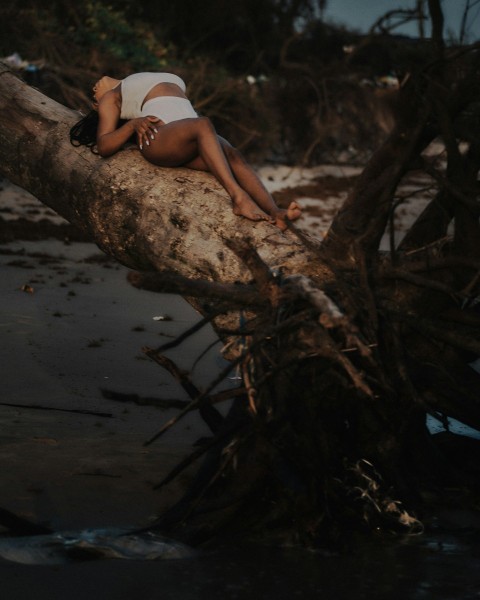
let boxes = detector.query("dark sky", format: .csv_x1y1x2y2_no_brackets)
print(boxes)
322,0,480,41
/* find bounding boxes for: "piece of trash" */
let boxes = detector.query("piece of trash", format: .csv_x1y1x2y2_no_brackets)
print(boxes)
20,284,34,294
1,52,40,72
2,52,27,69
153,315,172,321
0,528,194,565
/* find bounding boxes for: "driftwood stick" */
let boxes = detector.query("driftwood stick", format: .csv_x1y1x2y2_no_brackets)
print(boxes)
141,352,225,434
143,311,313,445
142,350,243,446
0,402,112,418
153,420,246,490
153,311,223,354
100,389,188,410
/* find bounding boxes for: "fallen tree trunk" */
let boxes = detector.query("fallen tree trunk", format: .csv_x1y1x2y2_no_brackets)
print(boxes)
0,62,317,285
2,10,480,549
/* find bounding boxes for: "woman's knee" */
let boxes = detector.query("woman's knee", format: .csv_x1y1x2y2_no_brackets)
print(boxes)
196,116,216,135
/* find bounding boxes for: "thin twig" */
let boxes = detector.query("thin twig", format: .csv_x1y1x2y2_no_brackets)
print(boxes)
143,352,242,446
153,310,223,353
0,402,112,418
153,421,247,490
143,311,312,445
141,351,225,434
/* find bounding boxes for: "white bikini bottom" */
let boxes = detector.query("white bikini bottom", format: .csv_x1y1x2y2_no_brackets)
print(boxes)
141,97,198,123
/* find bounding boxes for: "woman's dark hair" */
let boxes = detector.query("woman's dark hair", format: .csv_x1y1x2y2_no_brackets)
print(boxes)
69,110,99,153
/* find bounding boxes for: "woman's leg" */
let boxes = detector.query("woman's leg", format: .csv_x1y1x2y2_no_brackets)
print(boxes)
187,137,302,230
222,139,301,228
142,117,272,222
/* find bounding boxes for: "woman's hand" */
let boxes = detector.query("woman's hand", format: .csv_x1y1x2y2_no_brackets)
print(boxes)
131,116,163,150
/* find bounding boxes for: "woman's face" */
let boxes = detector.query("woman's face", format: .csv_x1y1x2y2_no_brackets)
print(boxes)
92,76,119,106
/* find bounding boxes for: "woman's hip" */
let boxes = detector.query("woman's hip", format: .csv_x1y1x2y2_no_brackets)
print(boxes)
141,97,198,123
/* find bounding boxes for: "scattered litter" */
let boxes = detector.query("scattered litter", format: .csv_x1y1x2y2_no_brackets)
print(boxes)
20,284,34,294
153,315,173,321
1,52,41,73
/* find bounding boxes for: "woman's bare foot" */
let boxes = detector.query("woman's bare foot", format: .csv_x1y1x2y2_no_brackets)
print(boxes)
272,201,302,231
232,191,274,223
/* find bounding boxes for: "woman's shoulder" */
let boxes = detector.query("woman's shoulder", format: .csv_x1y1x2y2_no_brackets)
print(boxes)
99,89,121,113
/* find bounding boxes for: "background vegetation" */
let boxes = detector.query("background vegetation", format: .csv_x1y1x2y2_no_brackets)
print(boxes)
0,1,464,162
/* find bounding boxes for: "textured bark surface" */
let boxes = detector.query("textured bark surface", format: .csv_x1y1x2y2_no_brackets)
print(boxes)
0,63,322,285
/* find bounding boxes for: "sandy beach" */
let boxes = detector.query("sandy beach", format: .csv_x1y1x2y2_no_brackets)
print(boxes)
0,177,226,536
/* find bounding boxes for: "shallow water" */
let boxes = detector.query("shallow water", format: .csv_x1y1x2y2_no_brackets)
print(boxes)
0,528,193,565
1,529,480,599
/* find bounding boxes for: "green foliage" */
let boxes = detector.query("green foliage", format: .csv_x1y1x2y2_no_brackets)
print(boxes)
76,2,171,71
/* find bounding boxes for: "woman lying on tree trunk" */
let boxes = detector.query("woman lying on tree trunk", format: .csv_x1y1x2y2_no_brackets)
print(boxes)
70,72,301,230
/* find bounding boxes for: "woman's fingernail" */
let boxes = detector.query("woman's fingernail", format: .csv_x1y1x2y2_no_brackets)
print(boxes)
139,144,143,150
146,140,150,146
153,128,158,133
150,134,154,140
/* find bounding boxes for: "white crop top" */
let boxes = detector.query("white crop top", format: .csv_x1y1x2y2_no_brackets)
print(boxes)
120,72,187,119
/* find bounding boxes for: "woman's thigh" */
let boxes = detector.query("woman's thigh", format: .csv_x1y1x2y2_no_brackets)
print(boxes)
141,118,202,167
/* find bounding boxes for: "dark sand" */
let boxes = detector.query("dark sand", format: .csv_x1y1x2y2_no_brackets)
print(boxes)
0,180,225,537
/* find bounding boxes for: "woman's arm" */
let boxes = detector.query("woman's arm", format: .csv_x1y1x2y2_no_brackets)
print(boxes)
96,94,161,157
96,96,133,157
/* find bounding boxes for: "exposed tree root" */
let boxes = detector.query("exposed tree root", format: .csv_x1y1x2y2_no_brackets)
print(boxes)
141,244,480,547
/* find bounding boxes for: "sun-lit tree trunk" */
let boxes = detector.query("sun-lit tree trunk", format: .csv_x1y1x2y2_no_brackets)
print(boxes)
0,62,319,285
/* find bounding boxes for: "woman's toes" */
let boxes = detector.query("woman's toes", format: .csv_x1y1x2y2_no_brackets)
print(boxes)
287,201,302,220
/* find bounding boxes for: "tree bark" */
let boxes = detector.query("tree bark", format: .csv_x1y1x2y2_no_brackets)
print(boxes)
0,62,322,287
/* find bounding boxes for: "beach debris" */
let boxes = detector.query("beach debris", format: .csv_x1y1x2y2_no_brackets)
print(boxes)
1,52,41,74
153,314,173,321
0,401,112,418
20,283,34,293
142,348,226,441
100,388,188,410
0,528,194,565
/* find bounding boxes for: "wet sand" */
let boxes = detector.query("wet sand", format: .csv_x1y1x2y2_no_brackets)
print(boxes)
0,180,223,535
